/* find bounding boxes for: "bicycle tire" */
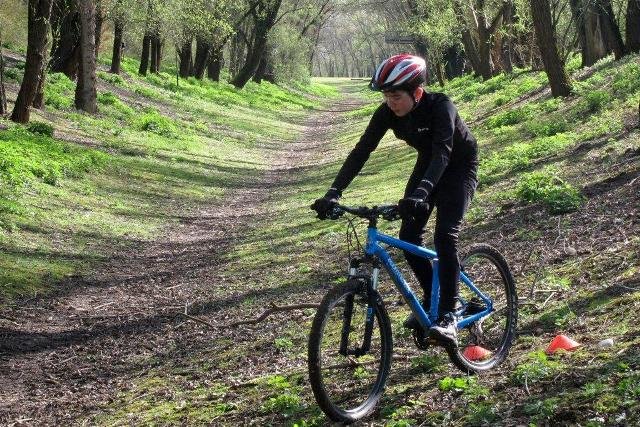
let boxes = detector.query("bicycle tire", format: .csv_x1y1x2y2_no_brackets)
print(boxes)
308,279,392,423
446,243,518,374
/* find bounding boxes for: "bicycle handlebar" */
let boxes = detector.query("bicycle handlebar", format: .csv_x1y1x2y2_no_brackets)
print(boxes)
327,203,400,221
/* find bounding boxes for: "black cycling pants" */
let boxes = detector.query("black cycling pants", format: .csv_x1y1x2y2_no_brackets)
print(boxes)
399,155,478,313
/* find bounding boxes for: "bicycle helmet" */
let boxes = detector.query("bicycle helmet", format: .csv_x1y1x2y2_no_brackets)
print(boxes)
369,54,426,92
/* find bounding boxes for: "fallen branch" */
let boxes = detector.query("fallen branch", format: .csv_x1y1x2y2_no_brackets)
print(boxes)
181,313,217,329
228,302,320,327
178,301,320,330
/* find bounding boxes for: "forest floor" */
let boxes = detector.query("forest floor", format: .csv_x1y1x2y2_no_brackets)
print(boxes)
1,55,640,426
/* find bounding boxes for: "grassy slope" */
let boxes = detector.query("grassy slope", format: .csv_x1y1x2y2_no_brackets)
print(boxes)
94,56,639,426
0,54,337,303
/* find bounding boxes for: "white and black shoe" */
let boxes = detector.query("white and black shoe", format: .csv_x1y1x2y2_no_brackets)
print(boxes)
429,312,458,346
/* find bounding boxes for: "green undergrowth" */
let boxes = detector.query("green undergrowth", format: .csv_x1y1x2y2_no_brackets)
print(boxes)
0,52,335,303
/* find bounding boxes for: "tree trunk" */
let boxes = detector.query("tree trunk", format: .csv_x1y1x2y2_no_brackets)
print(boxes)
155,37,162,71
0,32,7,115
476,23,494,79
110,19,123,73
581,0,625,65
139,33,151,75
597,0,626,59
252,55,266,83
11,0,54,123
530,0,572,97
453,0,482,77
433,60,446,87
49,0,80,80
444,46,465,78
32,67,46,108
178,39,192,78
569,0,589,67
231,0,283,88
150,35,158,73
75,0,97,113
207,46,223,81
500,2,514,73
628,0,640,52
583,1,608,66
474,0,507,79
94,0,103,57
192,38,210,79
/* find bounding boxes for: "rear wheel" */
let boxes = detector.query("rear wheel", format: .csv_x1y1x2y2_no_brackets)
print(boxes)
308,279,392,423
446,243,517,373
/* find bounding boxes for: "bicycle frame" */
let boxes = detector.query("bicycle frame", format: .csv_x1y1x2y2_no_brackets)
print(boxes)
365,226,493,330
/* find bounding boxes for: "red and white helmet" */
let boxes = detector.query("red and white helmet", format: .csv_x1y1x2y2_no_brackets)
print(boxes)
369,54,427,91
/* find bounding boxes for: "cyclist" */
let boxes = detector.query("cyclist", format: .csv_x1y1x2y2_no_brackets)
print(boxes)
311,54,478,346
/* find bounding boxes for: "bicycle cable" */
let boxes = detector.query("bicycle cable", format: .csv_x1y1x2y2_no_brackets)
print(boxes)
345,215,364,264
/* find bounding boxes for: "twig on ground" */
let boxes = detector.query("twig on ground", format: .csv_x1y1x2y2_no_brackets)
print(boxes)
94,301,115,310
181,313,217,329
179,301,320,329
227,302,320,327
540,292,556,310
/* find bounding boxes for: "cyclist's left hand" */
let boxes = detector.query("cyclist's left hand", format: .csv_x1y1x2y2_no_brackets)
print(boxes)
398,196,430,220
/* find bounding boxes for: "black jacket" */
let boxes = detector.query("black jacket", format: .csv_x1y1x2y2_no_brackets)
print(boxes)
331,92,478,194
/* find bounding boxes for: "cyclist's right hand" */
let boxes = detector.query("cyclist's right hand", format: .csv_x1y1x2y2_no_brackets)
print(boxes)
311,188,341,219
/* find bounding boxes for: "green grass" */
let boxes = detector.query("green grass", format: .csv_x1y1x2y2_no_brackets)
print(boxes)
0,53,334,303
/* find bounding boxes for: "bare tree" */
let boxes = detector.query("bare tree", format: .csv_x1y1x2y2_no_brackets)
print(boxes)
75,0,97,113
530,0,572,96
11,0,54,123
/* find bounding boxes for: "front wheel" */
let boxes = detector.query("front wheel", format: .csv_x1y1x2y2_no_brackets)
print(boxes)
447,243,518,373
308,279,392,423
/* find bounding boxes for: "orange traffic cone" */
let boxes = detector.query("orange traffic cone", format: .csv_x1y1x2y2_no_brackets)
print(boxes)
546,334,580,354
463,345,492,361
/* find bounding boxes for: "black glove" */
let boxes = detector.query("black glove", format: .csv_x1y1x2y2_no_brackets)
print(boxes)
398,185,431,220
311,188,341,219
398,197,430,220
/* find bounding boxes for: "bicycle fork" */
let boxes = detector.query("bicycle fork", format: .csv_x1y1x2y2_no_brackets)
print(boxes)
339,263,380,357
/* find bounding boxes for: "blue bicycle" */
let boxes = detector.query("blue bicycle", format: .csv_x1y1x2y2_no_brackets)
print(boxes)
308,204,517,423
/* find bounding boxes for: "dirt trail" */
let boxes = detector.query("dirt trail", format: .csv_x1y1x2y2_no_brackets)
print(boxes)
0,89,366,425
